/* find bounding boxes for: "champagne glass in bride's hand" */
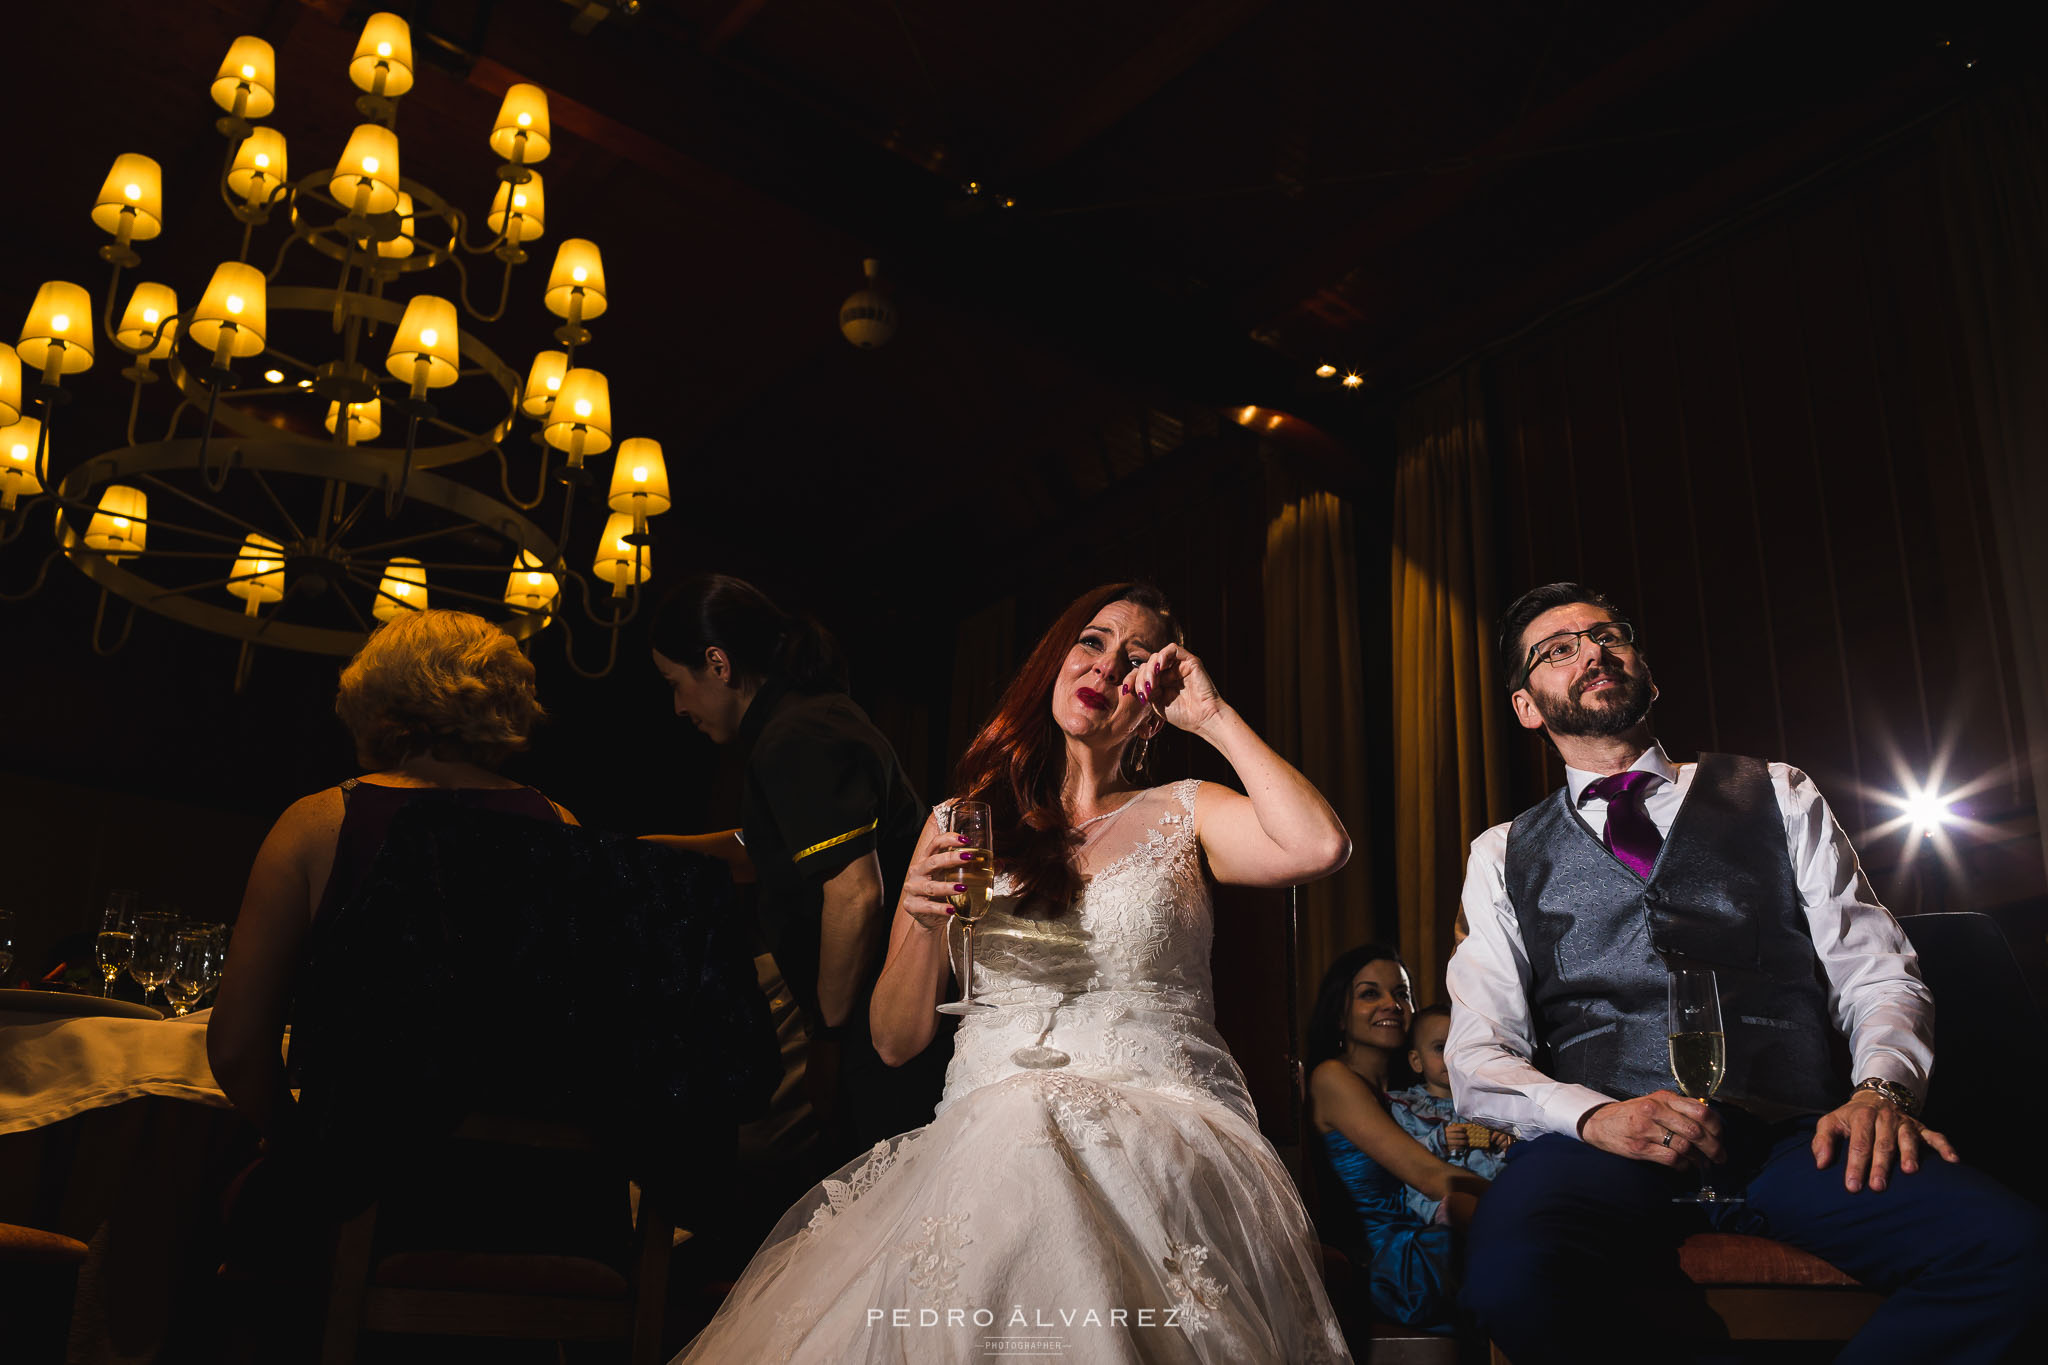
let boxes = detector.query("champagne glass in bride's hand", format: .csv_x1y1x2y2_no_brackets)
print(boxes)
1668,966,1744,1205
935,800,997,1016
97,891,138,997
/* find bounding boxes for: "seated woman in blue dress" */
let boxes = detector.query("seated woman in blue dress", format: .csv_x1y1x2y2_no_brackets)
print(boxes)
1307,943,1489,1333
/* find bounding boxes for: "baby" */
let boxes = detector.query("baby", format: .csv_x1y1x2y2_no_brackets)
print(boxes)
1387,1004,1513,1223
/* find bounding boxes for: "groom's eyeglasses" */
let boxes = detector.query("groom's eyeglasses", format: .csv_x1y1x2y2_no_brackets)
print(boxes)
1514,622,1636,690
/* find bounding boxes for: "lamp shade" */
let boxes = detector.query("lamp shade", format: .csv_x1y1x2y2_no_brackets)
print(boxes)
325,397,383,441
85,485,147,561
0,343,20,425
92,154,164,241
330,124,401,215
372,557,427,620
377,191,416,260
116,283,179,357
211,36,277,118
489,172,545,243
489,84,552,163
504,549,559,615
608,438,672,516
592,512,651,589
385,294,459,388
521,350,566,418
18,281,95,374
543,239,607,320
189,262,267,357
227,127,288,202
227,533,285,609
0,416,44,509
349,13,415,96
543,367,611,454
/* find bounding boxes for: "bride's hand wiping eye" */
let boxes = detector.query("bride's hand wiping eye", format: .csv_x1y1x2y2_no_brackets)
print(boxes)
1123,643,1224,734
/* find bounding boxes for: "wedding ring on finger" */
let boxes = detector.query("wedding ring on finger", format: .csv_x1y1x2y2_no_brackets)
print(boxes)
1661,1129,1676,1147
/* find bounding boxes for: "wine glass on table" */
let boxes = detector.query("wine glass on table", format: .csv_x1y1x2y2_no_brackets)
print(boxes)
97,891,139,996
935,800,997,1016
164,929,224,1017
129,913,179,1010
1667,966,1743,1204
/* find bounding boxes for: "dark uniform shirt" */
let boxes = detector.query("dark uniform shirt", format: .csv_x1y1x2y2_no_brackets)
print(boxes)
736,680,947,1149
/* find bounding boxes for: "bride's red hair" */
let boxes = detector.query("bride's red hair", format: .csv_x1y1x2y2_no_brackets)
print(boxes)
951,582,1184,909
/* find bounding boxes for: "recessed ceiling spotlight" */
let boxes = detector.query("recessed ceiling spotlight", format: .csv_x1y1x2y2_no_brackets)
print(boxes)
1314,364,1337,379
263,369,285,384
1342,372,1364,388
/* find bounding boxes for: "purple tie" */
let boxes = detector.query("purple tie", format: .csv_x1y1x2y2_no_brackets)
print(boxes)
1584,770,1663,880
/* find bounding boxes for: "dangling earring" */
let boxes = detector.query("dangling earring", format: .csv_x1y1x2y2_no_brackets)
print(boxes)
1133,733,1151,773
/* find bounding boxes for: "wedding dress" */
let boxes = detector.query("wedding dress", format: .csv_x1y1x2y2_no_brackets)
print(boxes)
676,780,1352,1363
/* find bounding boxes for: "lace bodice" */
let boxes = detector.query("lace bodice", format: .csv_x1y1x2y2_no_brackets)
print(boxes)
937,779,1256,1124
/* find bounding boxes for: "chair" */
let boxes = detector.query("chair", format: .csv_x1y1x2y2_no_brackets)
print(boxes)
283,804,780,1363
0,1221,90,1365
320,1115,674,1365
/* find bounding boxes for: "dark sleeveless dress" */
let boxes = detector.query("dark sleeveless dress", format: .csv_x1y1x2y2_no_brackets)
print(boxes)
1320,1126,1459,1332
313,778,561,923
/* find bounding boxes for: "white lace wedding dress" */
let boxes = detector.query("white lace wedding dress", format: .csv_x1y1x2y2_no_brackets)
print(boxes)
675,780,1351,1363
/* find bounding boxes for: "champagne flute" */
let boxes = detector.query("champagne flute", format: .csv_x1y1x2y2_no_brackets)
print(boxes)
97,891,139,997
934,801,997,1016
128,913,179,1009
1667,966,1744,1205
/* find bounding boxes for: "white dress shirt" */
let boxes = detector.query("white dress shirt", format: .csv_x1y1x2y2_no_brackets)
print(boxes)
1445,742,1934,1139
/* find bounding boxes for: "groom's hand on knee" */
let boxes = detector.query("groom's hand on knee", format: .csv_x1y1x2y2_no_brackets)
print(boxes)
1578,1090,1724,1166
1811,1091,1961,1192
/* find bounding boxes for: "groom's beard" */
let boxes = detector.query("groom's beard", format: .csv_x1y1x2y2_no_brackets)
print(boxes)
1535,663,1654,738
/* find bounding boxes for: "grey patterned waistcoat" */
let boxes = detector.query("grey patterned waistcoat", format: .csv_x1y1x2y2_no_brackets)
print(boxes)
1503,752,1847,1116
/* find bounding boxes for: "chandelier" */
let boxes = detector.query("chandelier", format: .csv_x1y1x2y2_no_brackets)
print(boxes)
0,12,669,685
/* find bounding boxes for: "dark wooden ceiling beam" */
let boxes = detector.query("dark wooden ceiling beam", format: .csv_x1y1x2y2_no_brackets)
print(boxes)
998,0,1278,181
1242,0,1786,348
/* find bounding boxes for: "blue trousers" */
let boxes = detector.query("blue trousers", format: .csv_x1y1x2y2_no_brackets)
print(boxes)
1463,1117,2046,1363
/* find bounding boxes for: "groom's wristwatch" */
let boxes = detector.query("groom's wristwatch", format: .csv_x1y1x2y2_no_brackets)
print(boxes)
1854,1077,1921,1117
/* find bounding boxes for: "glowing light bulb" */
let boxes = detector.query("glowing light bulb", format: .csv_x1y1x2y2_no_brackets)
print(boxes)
141,308,158,324
545,376,560,391
113,516,130,529
1342,372,1363,388
517,112,532,127
254,152,270,168
574,398,592,417
419,328,438,347
9,443,27,460
361,156,380,174
241,64,255,79
262,369,284,383
396,582,411,597
1315,363,1337,378
225,295,244,315
632,466,647,482
50,314,69,332
526,571,543,586
571,266,586,282
124,183,140,200
513,192,527,208
377,41,392,56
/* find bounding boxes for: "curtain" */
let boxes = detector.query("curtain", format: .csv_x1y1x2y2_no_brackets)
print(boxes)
1263,488,1373,984
1941,81,2048,888
1391,366,1510,1002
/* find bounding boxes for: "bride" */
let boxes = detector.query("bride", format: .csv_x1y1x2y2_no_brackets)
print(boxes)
676,582,1355,1363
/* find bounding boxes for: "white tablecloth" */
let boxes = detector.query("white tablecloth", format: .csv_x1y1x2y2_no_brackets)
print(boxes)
0,1007,226,1135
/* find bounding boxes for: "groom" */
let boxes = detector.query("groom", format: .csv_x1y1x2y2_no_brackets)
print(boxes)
1445,582,2044,1362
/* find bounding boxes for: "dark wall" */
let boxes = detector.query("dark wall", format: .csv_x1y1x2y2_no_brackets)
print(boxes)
1490,113,2045,926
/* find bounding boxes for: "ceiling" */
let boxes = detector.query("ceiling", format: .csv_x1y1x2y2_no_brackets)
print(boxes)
0,0,2032,814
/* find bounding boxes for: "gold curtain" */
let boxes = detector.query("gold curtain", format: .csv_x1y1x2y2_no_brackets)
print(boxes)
1391,367,1509,1002
1264,488,1373,983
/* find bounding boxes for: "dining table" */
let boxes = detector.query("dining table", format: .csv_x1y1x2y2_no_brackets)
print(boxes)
0,991,261,1364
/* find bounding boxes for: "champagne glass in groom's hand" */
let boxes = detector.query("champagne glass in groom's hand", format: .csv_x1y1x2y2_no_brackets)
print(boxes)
1668,966,1744,1205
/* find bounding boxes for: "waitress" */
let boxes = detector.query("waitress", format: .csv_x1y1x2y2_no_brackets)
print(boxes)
648,574,943,1160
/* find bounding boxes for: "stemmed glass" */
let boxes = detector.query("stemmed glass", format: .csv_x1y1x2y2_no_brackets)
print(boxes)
128,913,179,1010
164,928,225,1017
1667,966,1743,1205
97,891,139,996
935,801,997,1016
